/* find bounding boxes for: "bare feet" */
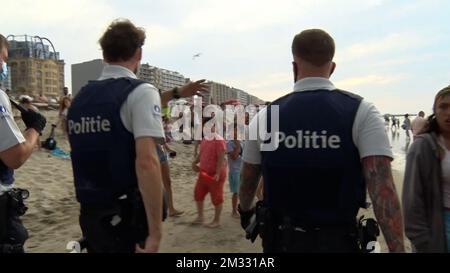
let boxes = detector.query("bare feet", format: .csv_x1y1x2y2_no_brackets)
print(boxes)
169,210,184,217
191,217,204,225
205,221,221,228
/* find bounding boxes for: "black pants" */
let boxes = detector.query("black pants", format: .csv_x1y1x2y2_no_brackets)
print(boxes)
0,193,28,253
0,194,7,240
79,199,148,253
262,225,359,253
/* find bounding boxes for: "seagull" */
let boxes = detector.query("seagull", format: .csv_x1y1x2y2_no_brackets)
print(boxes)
192,53,202,60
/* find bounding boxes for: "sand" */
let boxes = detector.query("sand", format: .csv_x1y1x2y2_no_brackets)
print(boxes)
12,110,410,253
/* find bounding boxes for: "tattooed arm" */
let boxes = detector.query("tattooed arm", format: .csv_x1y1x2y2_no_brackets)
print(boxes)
239,162,262,211
363,156,405,253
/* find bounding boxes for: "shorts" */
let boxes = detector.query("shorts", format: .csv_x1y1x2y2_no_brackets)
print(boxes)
194,175,226,206
156,145,167,163
228,172,240,193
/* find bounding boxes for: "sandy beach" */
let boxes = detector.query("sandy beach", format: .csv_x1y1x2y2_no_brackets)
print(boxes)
13,110,410,253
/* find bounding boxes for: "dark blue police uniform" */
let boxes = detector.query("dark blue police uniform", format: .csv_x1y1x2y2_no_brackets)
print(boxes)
260,89,365,253
68,77,152,253
0,154,28,254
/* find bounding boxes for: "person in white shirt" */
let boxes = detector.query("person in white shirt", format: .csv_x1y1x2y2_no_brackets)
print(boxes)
68,19,207,253
0,34,47,253
238,29,404,253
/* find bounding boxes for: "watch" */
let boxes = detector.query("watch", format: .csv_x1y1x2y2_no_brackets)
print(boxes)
172,87,180,99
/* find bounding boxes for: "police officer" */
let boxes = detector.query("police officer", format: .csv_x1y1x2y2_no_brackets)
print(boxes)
238,29,405,253
68,19,208,253
0,34,47,253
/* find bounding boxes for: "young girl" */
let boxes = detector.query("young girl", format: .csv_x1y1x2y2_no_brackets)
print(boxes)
192,118,227,228
226,123,242,218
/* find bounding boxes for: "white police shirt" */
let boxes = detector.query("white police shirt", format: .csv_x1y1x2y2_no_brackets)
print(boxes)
97,65,164,142
0,89,25,194
243,77,393,164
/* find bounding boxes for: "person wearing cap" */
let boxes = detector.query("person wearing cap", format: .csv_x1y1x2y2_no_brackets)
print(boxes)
238,29,404,253
403,86,450,253
0,34,47,253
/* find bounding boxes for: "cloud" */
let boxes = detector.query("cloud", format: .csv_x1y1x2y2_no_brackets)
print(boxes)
2,0,446,114
335,74,406,90
222,72,292,101
182,0,390,32
3,0,119,62
244,73,292,90
143,24,185,50
183,0,299,32
336,32,433,64
385,0,448,17
3,0,116,28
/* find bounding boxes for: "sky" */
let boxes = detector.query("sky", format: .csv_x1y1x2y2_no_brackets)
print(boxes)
3,0,450,114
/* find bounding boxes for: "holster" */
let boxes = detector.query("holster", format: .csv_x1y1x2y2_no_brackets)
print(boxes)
78,188,168,253
246,201,274,245
0,189,29,253
261,211,360,253
357,216,380,253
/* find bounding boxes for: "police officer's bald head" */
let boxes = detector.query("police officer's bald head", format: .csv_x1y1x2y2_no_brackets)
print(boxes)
292,29,335,67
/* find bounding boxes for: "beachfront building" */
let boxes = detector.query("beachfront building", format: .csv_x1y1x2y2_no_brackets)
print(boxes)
206,81,230,105
207,82,249,105
237,89,249,105
71,59,265,107
7,35,65,99
72,61,186,98
201,81,263,106
138,63,186,92
248,94,264,105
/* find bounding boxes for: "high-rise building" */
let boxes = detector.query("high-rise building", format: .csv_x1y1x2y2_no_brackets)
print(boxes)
71,59,105,97
235,89,247,105
138,63,186,92
7,35,65,98
71,61,187,98
205,81,238,105
248,95,264,105
71,59,265,106
202,82,263,106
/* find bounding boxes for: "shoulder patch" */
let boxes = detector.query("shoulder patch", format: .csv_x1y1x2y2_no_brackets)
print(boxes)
0,104,11,119
153,105,161,116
